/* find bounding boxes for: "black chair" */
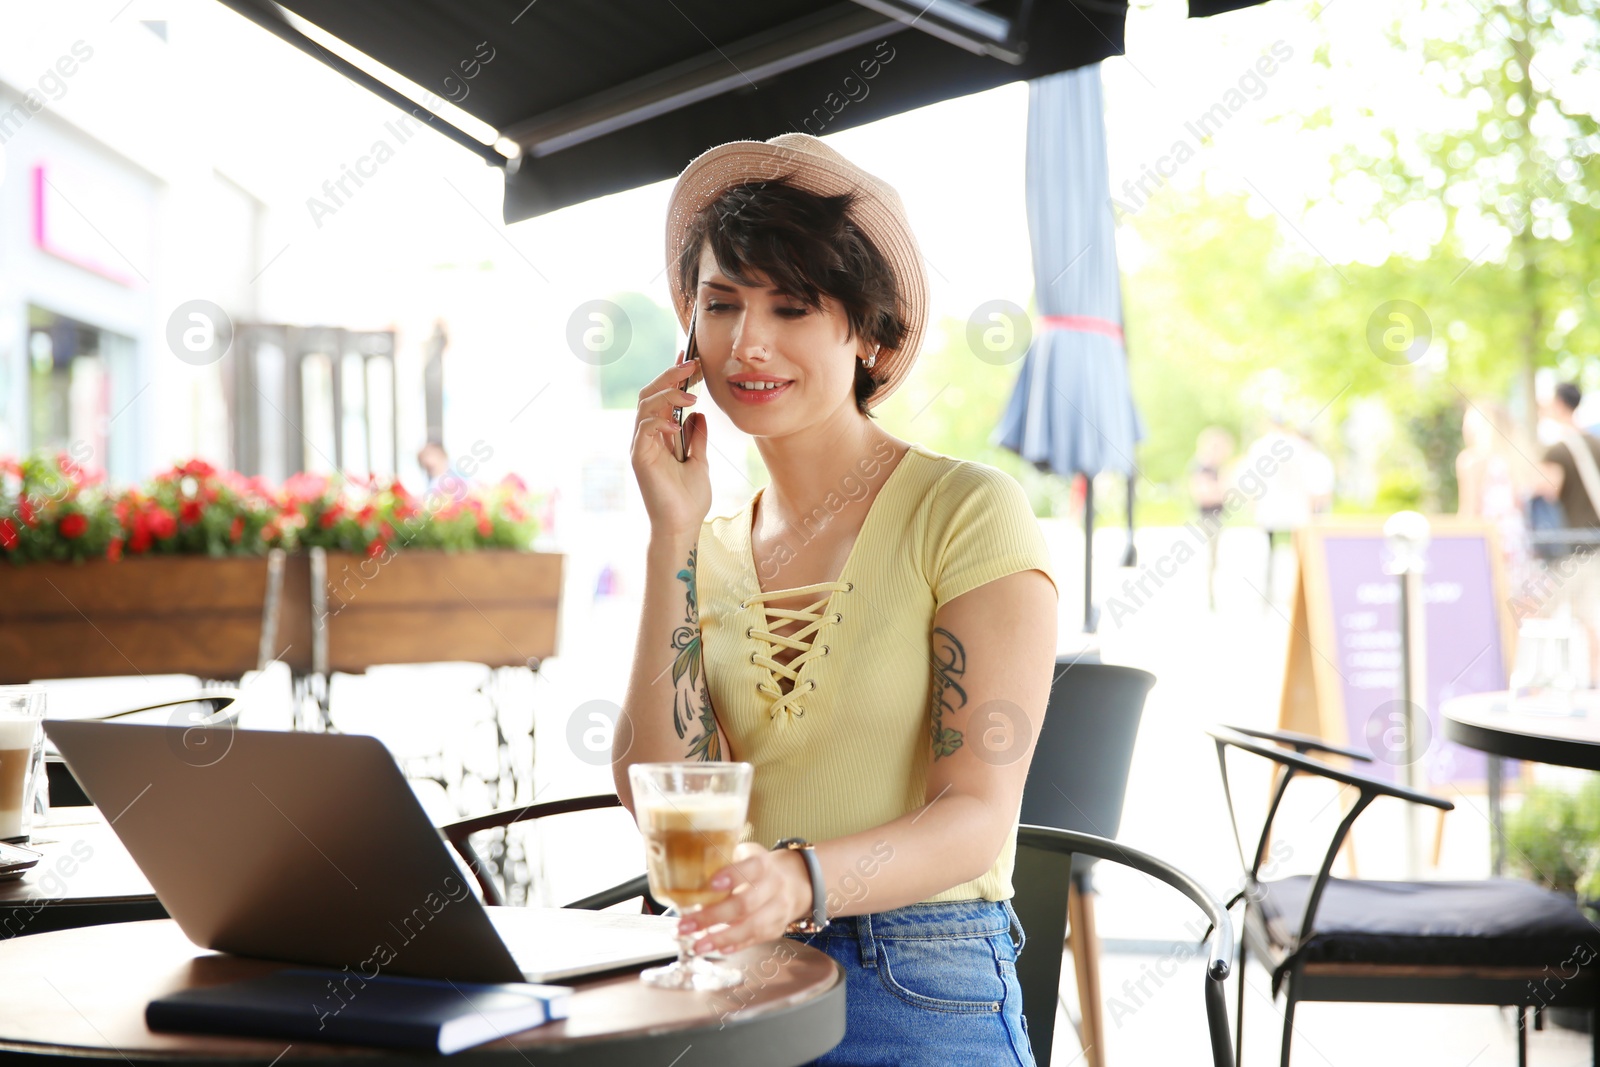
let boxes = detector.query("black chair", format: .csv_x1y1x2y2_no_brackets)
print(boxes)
1211,725,1600,1067
45,690,243,807
440,794,664,912
1013,824,1235,1067
1019,660,1157,1065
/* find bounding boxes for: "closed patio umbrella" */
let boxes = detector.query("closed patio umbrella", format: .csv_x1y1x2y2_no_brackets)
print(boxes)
996,63,1143,634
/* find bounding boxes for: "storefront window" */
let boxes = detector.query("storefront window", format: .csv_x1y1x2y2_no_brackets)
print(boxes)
26,306,136,481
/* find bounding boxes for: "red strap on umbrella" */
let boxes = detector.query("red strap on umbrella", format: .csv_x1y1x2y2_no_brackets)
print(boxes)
1039,314,1124,344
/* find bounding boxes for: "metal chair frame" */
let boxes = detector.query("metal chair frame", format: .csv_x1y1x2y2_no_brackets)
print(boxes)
439,793,663,912
1211,725,1600,1067
1013,824,1235,1067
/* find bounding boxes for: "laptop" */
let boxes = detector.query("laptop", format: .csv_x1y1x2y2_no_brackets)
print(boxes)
45,720,677,983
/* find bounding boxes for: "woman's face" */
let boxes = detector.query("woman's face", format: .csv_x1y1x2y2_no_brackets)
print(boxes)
692,243,864,439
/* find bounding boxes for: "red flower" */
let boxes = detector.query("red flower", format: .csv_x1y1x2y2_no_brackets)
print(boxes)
365,538,387,560
318,503,344,529
476,515,492,537
500,472,528,493
18,498,35,527
0,518,17,550
356,504,376,524
503,501,526,523
58,513,88,540
181,459,217,479
128,524,152,553
106,537,123,562
179,500,204,525
284,472,330,503
262,521,280,543
147,507,177,539
229,516,244,543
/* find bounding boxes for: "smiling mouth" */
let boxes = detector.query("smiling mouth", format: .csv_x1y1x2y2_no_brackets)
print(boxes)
732,380,791,392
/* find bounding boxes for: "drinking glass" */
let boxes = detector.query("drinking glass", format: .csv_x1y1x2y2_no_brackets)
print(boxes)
1510,617,1590,712
628,761,753,990
0,687,47,842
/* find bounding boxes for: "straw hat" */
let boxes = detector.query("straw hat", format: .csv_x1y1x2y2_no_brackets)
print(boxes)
664,133,929,408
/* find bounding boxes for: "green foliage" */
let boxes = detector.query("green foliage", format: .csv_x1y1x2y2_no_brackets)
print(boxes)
1316,0,1600,415
599,292,683,409
1110,0,1600,519
875,318,1082,518
1505,776,1600,896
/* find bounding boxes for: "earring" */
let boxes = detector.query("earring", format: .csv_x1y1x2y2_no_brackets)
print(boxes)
864,348,878,371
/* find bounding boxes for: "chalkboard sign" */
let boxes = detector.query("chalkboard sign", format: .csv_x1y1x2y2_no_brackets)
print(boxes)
1279,520,1515,785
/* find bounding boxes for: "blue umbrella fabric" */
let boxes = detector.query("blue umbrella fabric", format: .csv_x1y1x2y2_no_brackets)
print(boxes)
996,63,1144,630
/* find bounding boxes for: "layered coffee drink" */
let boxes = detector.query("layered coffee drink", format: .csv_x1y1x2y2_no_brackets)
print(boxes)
638,793,743,910
0,716,41,840
628,761,752,991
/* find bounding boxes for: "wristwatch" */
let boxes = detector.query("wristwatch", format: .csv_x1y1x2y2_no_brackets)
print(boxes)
772,837,829,934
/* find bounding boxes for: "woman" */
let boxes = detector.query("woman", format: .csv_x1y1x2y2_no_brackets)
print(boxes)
615,133,1058,1066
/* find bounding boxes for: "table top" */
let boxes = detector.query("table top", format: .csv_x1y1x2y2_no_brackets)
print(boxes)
0,915,844,1066
1441,689,1600,771
0,810,153,909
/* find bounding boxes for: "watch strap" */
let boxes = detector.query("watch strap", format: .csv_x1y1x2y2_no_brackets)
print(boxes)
772,837,828,933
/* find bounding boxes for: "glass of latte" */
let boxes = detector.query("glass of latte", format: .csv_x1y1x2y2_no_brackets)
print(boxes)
0,687,47,842
628,761,753,990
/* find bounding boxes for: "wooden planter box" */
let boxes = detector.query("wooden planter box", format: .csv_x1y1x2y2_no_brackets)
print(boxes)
0,556,289,684
285,549,564,675
0,550,562,683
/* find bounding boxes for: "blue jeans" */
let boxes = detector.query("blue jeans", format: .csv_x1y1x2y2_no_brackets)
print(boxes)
788,899,1037,1067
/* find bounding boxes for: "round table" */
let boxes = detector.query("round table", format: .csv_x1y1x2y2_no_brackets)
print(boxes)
0,812,164,939
1441,689,1600,770
0,920,844,1065
1441,688,1600,875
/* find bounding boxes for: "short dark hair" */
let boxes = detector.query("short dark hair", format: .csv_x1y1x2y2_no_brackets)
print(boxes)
1557,382,1582,412
674,180,906,415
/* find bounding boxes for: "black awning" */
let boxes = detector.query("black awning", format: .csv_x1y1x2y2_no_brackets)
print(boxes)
217,0,1265,223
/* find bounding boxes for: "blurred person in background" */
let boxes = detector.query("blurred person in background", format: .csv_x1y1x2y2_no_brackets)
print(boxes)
1189,426,1234,611
1534,382,1600,666
417,440,467,501
1456,399,1533,591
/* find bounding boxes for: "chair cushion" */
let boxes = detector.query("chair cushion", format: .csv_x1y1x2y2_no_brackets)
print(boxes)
1258,876,1600,967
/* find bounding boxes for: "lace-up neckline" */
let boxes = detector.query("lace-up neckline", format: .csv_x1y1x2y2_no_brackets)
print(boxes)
742,580,852,719
737,444,916,723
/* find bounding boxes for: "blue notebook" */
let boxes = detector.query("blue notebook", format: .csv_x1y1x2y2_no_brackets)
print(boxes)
146,969,572,1054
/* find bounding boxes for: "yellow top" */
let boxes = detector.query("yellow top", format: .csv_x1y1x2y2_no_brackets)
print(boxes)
697,443,1057,903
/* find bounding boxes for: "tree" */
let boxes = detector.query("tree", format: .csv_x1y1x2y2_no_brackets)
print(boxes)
1320,0,1600,432
597,292,681,409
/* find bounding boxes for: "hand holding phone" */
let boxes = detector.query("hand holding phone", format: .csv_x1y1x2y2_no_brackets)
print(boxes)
672,305,704,463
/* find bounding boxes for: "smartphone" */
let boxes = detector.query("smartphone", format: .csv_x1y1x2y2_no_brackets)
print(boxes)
672,304,704,463
0,841,42,880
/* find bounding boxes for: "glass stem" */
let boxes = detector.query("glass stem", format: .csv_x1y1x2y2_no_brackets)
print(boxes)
677,905,702,965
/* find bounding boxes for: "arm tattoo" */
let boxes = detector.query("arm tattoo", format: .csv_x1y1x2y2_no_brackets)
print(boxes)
670,548,722,761
929,626,967,760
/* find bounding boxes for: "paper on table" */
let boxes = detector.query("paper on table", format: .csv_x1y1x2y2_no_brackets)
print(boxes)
485,906,680,983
